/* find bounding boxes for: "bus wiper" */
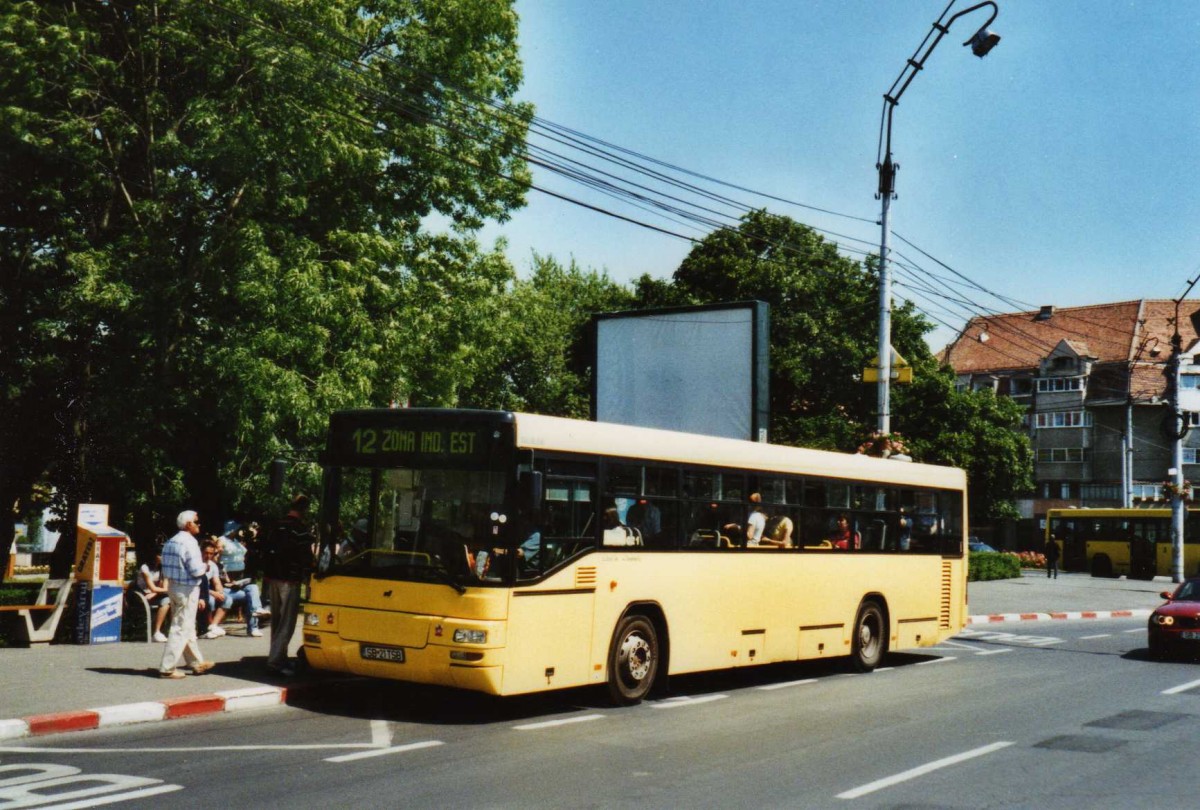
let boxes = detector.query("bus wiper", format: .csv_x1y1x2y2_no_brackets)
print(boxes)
428,562,466,595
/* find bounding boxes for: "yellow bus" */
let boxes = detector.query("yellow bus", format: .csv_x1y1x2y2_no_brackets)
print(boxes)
302,409,969,704
1046,507,1200,579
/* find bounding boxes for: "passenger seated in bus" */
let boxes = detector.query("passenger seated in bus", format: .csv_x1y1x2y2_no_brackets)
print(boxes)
828,513,861,550
758,510,793,548
743,493,767,546
602,507,640,547
626,499,661,545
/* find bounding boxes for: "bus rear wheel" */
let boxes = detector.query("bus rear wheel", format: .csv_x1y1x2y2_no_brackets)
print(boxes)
607,615,659,705
850,601,886,672
1091,555,1114,578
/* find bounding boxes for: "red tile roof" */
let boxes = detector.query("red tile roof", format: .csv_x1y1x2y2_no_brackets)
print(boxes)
942,300,1200,373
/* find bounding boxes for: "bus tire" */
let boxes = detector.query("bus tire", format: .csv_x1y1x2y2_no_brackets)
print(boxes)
850,600,887,673
1091,555,1114,578
607,614,659,706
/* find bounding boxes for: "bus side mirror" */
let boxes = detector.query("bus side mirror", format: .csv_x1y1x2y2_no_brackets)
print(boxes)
519,471,544,518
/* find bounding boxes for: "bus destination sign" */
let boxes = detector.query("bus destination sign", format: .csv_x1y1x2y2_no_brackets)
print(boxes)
343,427,481,459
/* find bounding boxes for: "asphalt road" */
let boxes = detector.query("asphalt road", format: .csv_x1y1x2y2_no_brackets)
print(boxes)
3,617,1199,809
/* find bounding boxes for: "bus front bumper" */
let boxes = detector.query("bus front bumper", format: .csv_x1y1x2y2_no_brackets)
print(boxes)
302,630,504,694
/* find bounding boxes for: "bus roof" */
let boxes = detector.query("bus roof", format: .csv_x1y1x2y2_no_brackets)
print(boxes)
513,412,965,490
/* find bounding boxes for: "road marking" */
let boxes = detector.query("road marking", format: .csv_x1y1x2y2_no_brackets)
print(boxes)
1161,677,1200,696
0,764,182,808
974,649,1012,656
371,719,393,747
325,740,444,763
513,714,604,730
758,678,818,691
1123,628,1144,634
1,744,378,754
1079,634,1111,640
650,695,728,709
836,741,1014,800
31,783,182,809
916,656,956,666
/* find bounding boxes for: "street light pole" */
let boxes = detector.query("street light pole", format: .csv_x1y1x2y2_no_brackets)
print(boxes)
875,1,1001,433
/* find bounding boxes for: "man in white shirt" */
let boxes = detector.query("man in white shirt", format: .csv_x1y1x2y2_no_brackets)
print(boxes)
745,493,767,547
158,510,215,678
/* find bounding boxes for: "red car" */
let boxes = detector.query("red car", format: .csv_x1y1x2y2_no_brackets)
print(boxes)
1148,577,1200,658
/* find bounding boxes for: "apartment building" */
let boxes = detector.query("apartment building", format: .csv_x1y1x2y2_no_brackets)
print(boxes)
942,300,1200,523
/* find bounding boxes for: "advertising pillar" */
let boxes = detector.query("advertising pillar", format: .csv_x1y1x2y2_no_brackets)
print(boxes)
73,504,128,644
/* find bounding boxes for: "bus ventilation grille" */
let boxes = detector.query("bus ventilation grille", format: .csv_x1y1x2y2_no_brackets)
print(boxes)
575,566,597,588
939,561,953,629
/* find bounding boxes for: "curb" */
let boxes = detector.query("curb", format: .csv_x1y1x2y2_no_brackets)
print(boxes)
968,609,1152,624
0,684,294,742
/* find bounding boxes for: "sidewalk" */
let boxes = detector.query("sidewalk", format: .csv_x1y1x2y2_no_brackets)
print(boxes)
0,571,1174,740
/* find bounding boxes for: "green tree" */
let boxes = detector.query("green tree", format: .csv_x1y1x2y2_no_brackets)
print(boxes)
463,254,636,417
0,0,530,576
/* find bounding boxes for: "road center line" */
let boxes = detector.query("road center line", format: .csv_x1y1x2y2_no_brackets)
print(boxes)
325,740,444,763
836,741,1014,800
1123,628,1144,634
1079,634,1111,640
974,649,1012,656
1161,677,1200,696
758,678,818,691
651,695,728,709
513,714,605,730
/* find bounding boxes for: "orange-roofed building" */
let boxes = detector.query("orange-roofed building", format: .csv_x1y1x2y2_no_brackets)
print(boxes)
941,300,1200,526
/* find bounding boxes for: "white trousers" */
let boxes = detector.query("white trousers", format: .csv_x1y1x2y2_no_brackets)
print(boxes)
159,584,205,673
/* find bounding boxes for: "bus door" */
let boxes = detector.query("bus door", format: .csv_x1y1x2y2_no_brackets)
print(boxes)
1128,518,1157,579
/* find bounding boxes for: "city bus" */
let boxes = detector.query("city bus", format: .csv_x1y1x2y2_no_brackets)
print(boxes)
301,409,969,704
1046,507,1200,579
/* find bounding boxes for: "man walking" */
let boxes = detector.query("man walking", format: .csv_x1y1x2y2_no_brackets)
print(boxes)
159,510,215,678
265,495,314,676
1045,534,1061,579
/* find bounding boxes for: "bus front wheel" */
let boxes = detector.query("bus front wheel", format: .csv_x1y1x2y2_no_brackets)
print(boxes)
607,615,659,706
850,600,886,672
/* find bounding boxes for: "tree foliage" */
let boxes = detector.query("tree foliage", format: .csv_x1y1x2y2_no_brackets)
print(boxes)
0,0,530,570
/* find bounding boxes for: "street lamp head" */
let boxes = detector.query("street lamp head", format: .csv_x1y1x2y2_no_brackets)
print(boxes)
967,28,1001,57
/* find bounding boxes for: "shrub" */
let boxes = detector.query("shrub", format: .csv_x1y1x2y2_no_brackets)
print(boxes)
1014,551,1047,569
969,551,1022,581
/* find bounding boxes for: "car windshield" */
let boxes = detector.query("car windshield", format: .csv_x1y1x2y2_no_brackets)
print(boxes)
1174,581,1200,601
327,465,510,585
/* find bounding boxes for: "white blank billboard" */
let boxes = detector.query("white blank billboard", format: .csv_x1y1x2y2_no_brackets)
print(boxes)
593,302,768,441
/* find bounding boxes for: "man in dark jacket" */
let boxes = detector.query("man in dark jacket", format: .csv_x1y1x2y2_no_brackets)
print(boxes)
265,495,314,676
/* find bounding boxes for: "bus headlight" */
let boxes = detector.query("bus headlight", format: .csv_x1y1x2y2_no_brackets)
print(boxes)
304,612,321,627
453,628,487,644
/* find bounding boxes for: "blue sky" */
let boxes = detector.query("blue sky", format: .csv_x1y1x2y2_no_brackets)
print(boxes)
484,1,1200,351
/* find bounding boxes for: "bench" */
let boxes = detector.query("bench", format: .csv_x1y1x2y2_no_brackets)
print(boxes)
0,579,72,645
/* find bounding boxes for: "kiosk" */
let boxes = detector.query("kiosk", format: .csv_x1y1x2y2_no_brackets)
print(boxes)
73,504,128,644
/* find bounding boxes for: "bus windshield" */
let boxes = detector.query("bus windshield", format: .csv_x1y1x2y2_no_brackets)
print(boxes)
326,465,511,586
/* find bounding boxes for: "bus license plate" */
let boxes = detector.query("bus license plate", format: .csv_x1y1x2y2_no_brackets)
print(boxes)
1182,631,1200,640
361,645,406,663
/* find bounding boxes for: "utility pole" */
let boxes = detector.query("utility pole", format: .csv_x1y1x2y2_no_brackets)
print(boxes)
875,1,1001,432
1167,285,1198,583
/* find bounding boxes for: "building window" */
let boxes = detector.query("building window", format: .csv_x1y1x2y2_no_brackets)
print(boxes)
1051,356,1075,372
1132,483,1163,499
1036,377,1085,393
1036,448,1089,463
1010,378,1033,396
1035,410,1092,429
1060,482,1071,499
1182,375,1200,390
1185,448,1199,464
1188,413,1200,427
1081,484,1121,500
